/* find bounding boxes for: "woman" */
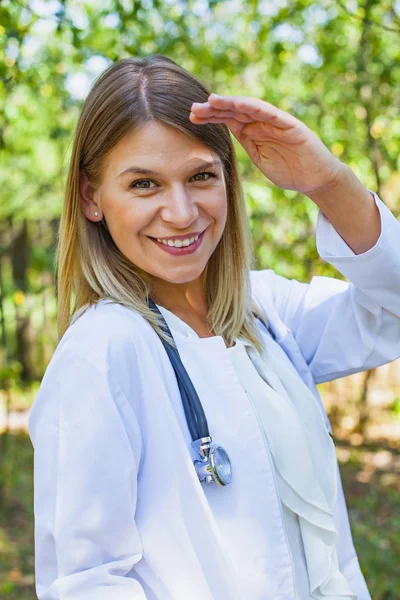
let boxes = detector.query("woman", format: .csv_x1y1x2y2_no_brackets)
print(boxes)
28,54,400,600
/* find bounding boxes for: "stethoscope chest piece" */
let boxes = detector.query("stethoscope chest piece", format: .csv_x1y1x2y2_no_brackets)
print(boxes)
192,436,232,486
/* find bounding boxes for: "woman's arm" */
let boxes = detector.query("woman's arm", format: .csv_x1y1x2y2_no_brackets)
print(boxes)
28,343,148,600
251,190,400,383
306,162,382,255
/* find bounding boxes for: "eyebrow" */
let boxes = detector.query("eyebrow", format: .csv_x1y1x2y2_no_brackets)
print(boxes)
116,159,223,179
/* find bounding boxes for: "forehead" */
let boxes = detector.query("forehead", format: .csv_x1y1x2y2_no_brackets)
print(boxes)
104,120,219,178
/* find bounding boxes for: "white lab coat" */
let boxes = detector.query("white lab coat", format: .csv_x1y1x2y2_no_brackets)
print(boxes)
28,191,400,600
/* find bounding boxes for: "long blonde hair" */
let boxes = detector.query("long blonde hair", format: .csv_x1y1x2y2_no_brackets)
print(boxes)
57,54,266,352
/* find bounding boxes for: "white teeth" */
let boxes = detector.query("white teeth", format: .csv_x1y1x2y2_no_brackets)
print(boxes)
156,234,200,247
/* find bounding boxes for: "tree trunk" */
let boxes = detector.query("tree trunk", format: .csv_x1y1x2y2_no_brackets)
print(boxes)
10,219,36,382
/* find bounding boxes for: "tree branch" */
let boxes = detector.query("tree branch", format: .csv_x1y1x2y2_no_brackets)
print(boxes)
336,0,400,34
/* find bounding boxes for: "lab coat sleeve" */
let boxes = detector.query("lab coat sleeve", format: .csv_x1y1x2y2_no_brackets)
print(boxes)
28,342,148,600
254,191,400,383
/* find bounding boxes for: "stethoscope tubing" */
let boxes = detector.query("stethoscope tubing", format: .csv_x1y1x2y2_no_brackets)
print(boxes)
146,296,273,444
147,297,209,440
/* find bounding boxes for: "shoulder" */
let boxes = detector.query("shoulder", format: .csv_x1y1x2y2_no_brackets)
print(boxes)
53,299,156,374
250,267,294,305
32,300,158,430
29,301,150,448
250,268,276,297
250,267,311,322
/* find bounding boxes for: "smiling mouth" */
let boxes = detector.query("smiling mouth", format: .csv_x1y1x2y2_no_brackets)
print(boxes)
148,228,207,254
148,227,207,243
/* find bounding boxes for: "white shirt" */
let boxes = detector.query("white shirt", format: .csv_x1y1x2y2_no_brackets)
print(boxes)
28,191,400,599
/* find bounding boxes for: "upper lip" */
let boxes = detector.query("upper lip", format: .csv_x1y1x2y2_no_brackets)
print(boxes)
150,229,206,241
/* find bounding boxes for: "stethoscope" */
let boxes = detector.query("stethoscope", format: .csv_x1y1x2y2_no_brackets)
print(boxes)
147,296,274,487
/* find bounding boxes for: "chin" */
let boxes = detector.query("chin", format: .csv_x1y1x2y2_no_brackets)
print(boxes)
159,274,200,284
153,267,204,284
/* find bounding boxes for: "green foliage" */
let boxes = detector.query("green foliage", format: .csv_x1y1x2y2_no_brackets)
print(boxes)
390,396,400,418
0,361,22,394
339,447,400,597
1,0,399,275
0,432,35,599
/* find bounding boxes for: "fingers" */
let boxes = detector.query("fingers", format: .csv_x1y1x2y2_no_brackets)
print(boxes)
188,111,245,142
189,111,253,124
191,94,298,130
190,103,253,121
189,113,243,133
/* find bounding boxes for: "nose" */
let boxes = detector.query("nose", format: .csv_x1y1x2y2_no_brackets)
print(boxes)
160,186,199,229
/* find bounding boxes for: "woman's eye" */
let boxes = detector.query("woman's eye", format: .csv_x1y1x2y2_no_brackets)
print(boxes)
192,171,217,181
129,179,156,189
129,170,217,190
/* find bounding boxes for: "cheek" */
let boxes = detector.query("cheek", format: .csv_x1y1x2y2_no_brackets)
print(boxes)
204,186,226,211
105,203,145,238
210,193,228,226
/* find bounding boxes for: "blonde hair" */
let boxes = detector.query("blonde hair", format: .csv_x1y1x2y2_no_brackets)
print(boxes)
57,54,266,352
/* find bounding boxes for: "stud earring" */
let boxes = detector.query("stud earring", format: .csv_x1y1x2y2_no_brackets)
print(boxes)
94,211,99,217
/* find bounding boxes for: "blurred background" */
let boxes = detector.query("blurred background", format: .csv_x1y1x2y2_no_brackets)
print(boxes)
0,0,399,598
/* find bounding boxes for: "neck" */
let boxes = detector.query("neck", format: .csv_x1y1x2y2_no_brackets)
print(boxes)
150,273,208,318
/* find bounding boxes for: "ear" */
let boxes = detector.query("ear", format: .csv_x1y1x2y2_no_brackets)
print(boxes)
79,170,102,222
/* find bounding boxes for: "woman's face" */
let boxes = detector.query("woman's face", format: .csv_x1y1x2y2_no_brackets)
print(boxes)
79,120,228,290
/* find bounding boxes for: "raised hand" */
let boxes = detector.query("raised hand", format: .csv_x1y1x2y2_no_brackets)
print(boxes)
190,94,344,196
